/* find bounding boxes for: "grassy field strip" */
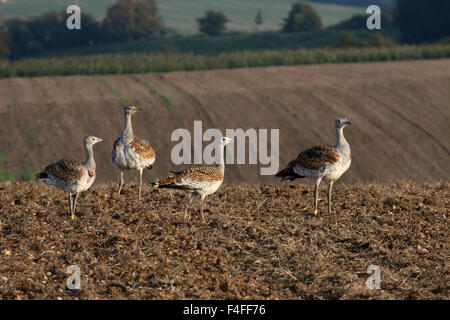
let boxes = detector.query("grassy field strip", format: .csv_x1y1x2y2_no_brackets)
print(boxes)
1,45,450,78
132,75,182,126
98,76,127,104
32,29,397,59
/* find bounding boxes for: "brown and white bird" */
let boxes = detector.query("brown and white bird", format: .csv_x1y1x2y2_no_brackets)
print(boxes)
111,105,156,201
153,137,232,222
276,117,352,215
36,136,103,220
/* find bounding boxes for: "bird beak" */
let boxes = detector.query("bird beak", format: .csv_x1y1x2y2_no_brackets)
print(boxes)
346,121,352,125
97,138,103,142
136,107,143,112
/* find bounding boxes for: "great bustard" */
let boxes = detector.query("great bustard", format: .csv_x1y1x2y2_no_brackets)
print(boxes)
153,137,232,222
111,105,156,201
276,117,352,215
36,136,103,220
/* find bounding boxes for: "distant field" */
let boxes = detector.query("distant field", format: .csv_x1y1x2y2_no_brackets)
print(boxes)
0,59,449,185
0,0,364,34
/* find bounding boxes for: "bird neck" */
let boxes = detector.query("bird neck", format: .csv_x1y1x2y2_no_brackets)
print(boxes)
121,113,134,143
84,143,96,171
217,144,226,176
336,127,349,150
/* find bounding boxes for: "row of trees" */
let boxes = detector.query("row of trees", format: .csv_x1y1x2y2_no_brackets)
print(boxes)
2,0,163,59
0,1,321,59
1,0,449,60
205,0,450,43
199,3,322,36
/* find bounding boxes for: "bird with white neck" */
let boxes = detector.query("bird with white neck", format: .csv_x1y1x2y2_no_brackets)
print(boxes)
36,136,103,220
276,117,352,215
112,105,156,201
153,136,232,223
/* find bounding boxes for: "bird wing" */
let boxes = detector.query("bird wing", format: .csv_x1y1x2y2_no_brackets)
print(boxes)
37,159,85,184
155,167,223,190
130,136,156,160
294,145,339,170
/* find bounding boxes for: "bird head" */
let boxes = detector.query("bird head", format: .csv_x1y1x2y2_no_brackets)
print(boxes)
335,117,352,129
84,136,103,146
221,137,232,146
124,105,142,116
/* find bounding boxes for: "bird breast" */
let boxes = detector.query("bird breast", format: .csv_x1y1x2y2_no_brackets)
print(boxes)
187,179,223,196
323,148,351,181
112,141,154,170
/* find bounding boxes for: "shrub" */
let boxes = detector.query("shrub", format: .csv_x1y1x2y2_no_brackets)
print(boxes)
334,33,395,48
282,2,322,33
197,10,229,36
102,0,162,42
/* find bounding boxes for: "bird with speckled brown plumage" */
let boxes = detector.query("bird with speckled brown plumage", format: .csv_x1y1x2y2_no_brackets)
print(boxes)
153,137,232,223
276,118,352,215
111,105,156,201
36,136,103,220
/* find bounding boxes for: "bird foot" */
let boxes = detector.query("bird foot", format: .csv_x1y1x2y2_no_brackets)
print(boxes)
314,209,318,215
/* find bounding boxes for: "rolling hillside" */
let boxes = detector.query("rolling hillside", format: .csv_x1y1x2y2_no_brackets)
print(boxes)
0,0,364,33
0,59,449,184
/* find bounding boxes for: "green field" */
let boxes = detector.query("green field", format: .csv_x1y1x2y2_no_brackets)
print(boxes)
2,44,449,79
31,28,400,59
0,0,364,34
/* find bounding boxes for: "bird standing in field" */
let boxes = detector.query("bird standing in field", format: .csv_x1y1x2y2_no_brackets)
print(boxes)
276,117,352,215
111,105,156,201
36,136,103,220
153,137,232,223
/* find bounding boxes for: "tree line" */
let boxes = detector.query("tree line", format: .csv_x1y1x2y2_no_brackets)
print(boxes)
0,1,322,59
0,0,449,60
1,0,164,59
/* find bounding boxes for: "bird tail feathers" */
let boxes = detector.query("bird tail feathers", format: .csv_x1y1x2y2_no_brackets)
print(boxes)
275,166,304,182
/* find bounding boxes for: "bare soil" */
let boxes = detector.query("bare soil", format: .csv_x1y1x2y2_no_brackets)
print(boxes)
0,60,449,184
0,181,448,300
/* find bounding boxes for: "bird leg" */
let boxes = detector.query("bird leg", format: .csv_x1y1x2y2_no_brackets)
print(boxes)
328,181,334,214
72,193,79,219
200,195,206,223
139,168,143,201
117,171,124,196
184,193,195,220
68,193,73,220
313,178,321,215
